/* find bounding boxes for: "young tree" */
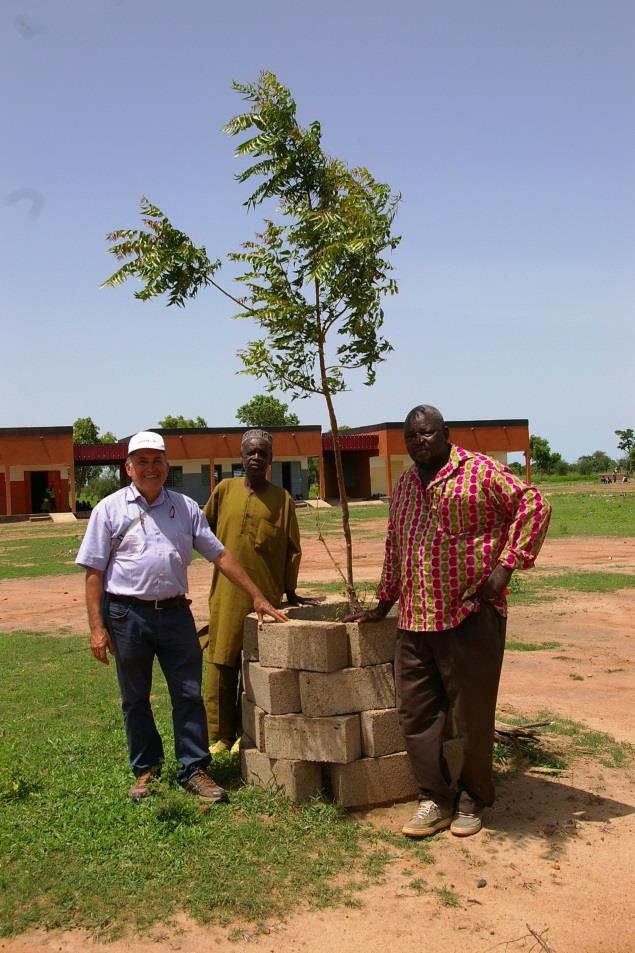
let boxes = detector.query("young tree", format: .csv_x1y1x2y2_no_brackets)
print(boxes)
103,72,401,605
236,394,299,428
157,414,208,428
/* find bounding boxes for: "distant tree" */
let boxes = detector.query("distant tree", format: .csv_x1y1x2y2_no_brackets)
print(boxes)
615,429,635,471
530,435,554,473
157,414,208,428
576,450,615,475
84,471,119,504
615,429,635,454
529,435,571,475
236,394,299,428
73,417,100,445
73,417,119,495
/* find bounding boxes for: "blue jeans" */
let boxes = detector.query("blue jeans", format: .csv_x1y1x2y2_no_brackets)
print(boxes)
105,598,211,781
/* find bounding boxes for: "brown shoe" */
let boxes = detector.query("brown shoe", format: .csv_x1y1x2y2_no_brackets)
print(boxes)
128,769,159,802
182,768,228,803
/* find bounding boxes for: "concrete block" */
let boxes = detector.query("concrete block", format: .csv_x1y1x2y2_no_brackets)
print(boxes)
328,752,418,808
263,712,361,763
346,617,397,667
257,621,348,673
240,742,323,802
299,663,395,717
243,615,260,661
241,692,266,752
360,707,405,758
243,661,301,714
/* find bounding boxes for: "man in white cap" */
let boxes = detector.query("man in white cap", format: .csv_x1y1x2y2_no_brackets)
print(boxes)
76,430,286,803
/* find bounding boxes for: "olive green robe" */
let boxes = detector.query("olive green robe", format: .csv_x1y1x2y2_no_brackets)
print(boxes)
204,478,301,668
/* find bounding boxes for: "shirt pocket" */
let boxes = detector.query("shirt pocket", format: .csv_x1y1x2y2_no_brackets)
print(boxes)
114,524,146,556
437,493,486,537
254,520,279,556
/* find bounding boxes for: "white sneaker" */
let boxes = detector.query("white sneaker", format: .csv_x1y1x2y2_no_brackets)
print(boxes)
402,799,453,838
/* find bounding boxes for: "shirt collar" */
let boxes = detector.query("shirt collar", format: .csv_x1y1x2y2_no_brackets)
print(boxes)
126,483,167,508
409,444,474,490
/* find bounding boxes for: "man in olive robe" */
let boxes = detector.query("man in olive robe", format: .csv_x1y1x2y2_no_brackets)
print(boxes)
202,429,308,751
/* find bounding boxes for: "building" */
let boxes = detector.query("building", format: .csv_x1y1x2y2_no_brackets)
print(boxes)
0,419,530,516
0,427,75,517
323,419,531,498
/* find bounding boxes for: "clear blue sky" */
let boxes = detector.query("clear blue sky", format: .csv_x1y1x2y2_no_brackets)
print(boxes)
2,0,633,461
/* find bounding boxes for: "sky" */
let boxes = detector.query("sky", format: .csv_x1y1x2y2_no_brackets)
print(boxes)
2,0,633,461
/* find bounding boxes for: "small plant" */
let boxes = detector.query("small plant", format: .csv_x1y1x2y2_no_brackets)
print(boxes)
506,640,561,652
434,885,460,908
408,878,428,895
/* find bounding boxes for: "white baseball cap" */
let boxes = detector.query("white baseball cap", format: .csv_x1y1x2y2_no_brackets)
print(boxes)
128,431,166,454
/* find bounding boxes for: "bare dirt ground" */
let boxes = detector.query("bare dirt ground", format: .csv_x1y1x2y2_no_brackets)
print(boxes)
1,530,634,953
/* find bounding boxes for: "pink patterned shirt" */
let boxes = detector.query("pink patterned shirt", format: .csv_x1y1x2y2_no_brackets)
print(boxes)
377,445,551,632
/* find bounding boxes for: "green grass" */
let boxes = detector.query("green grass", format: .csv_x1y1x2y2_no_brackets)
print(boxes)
506,640,561,651
0,533,85,579
296,504,388,536
538,571,635,592
433,885,460,908
508,570,635,605
494,710,634,772
0,631,398,937
541,491,635,537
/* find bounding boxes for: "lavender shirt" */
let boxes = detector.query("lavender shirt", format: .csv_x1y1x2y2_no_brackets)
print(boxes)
75,484,224,599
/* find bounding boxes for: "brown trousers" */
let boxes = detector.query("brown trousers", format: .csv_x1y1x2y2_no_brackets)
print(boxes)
395,604,506,812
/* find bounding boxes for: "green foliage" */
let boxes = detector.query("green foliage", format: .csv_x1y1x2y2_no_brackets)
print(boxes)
615,428,634,455
103,197,221,307
529,434,569,475
235,394,299,427
157,414,208,428
72,418,119,496
82,471,119,505
73,417,100,444
576,449,616,475
225,72,400,402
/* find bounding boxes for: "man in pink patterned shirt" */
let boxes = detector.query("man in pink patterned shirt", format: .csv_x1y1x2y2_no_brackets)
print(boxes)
350,405,551,838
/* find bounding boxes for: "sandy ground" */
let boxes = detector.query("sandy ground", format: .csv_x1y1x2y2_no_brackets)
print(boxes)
1,530,634,953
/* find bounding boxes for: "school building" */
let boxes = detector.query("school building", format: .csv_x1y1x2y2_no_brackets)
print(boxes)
0,419,531,517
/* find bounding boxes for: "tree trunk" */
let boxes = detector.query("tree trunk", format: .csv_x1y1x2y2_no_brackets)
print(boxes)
314,280,359,610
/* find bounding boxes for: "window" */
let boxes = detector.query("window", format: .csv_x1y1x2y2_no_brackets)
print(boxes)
165,466,183,489
214,464,223,485
201,464,210,486
232,463,245,478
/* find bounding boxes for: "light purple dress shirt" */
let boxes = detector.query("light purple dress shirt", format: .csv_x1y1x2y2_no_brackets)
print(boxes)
75,484,224,599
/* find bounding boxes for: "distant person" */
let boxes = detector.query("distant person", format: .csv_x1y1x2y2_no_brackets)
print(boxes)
202,429,313,755
76,431,286,803
347,405,551,839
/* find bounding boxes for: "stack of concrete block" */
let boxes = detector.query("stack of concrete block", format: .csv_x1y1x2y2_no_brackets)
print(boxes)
239,604,420,808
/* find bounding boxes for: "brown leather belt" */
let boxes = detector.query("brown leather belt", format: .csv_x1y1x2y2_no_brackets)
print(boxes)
107,593,189,611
